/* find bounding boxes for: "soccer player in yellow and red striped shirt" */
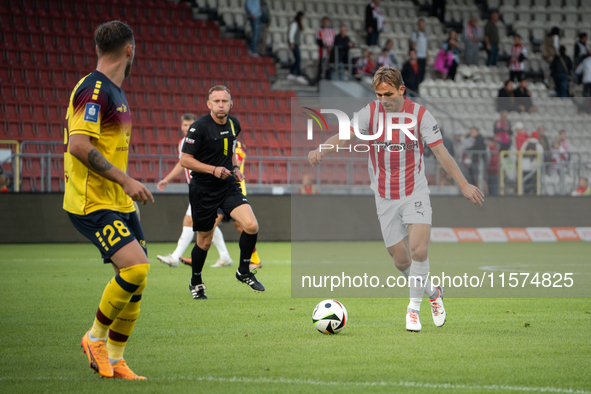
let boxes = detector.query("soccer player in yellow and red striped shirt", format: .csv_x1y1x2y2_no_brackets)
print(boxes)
64,21,153,380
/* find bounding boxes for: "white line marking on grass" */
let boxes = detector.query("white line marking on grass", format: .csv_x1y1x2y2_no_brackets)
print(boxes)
1,375,589,393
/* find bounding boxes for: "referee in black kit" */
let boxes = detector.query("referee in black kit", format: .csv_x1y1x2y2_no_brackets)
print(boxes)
180,85,264,300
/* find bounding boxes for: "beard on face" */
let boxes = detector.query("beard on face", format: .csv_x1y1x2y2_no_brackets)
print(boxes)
124,57,133,79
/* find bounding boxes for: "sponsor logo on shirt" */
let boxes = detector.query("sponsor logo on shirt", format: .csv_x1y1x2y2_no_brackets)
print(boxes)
220,131,230,135
189,128,195,132
84,103,100,123
185,138,195,144
433,125,440,134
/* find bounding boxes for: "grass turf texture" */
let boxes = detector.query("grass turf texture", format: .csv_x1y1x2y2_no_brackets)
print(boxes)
0,242,590,394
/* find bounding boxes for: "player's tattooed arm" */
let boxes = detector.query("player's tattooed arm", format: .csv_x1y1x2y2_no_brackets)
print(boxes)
87,148,113,172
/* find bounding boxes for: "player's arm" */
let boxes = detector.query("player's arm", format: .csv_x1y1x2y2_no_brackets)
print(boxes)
179,153,233,180
232,152,245,182
431,143,485,206
308,127,355,166
68,134,154,204
157,161,184,191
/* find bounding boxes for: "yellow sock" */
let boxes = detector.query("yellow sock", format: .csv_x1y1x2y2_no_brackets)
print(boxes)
251,250,260,265
107,277,147,361
91,264,150,340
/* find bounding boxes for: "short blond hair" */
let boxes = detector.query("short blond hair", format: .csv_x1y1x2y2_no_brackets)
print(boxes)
208,85,231,98
372,67,404,90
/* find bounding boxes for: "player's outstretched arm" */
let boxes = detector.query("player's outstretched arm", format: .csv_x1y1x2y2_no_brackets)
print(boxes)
431,143,485,206
69,134,154,204
308,128,355,166
180,153,233,179
157,161,184,191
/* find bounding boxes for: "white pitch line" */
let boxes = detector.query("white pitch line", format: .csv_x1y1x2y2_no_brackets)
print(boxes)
0,375,589,393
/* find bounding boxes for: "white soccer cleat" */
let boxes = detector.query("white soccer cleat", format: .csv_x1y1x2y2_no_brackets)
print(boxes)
157,254,179,267
406,309,422,332
210,257,233,267
430,285,446,327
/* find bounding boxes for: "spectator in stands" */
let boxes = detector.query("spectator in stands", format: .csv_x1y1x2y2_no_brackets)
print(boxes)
298,174,319,195
355,49,376,79
493,110,513,152
542,27,560,88
514,122,529,150
257,0,270,56
574,33,589,67
571,177,591,196
365,0,384,46
558,129,570,163
331,25,354,80
486,137,500,195
532,126,550,161
401,49,420,96
463,17,483,66
377,47,392,68
287,11,308,85
509,34,527,82
384,40,400,69
520,135,544,194
431,0,445,23
550,46,573,98
439,30,460,81
0,173,8,192
484,11,500,66
575,53,591,97
245,0,262,58
461,127,489,189
513,79,537,113
497,80,518,113
410,19,429,84
316,16,335,83
546,139,565,194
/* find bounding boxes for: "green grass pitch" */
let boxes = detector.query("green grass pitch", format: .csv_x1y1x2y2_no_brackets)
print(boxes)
1,242,590,393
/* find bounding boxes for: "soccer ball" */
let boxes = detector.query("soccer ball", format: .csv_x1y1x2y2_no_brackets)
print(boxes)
312,299,348,334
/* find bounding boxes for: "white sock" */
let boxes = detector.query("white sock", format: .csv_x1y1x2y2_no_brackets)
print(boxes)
109,357,123,364
172,226,194,260
399,265,437,300
408,259,430,311
212,227,230,260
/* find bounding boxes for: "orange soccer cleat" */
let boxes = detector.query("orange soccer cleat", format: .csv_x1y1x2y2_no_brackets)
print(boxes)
81,330,114,378
112,359,147,380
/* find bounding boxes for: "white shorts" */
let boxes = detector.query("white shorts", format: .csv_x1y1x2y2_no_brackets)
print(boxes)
375,193,432,248
185,203,192,217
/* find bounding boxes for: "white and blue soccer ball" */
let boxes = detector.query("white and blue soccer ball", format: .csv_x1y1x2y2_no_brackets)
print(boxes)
312,299,348,334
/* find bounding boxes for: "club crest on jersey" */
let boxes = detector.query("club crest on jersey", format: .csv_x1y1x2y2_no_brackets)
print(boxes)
84,103,100,123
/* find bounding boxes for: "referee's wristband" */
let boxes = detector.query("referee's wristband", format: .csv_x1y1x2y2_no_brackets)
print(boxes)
232,165,240,171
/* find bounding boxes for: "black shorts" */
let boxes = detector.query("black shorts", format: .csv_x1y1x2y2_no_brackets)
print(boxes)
68,209,147,263
189,181,249,231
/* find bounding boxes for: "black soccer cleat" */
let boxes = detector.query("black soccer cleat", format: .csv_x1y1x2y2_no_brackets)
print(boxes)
236,269,265,292
189,282,208,300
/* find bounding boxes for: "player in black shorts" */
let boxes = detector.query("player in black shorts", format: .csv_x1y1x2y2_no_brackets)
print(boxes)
180,85,264,299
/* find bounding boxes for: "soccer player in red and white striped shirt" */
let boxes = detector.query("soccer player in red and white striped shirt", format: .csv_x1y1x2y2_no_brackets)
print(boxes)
308,67,484,332
156,113,232,268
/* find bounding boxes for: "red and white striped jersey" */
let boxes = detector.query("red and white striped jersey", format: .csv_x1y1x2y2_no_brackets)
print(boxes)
178,137,191,184
356,98,443,200
316,27,335,59
509,44,527,71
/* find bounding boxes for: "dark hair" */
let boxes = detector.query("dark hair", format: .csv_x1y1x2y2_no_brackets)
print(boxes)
549,27,560,37
504,80,513,88
514,34,521,39
94,21,134,56
559,45,566,56
294,11,305,31
181,113,197,122
579,32,587,40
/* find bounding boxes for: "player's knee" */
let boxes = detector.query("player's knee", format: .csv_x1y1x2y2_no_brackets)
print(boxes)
241,218,259,234
393,257,411,271
411,247,428,262
197,238,213,250
120,263,150,285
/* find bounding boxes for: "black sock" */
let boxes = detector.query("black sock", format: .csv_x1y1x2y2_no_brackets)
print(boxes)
238,231,258,274
190,244,208,286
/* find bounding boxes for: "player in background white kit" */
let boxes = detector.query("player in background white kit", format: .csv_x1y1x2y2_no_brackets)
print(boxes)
156,113,232,268
308,67,484,332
